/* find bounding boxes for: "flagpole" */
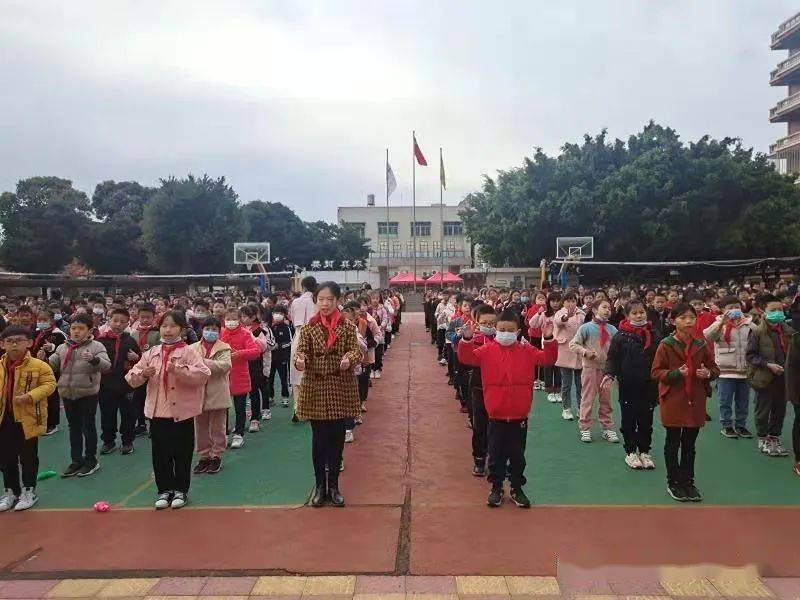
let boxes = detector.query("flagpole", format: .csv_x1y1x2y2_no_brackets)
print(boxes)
385,148,390,288
440,147,444,290
412,130,417,293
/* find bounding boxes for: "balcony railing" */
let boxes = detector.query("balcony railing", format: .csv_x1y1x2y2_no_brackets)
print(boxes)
772,13,800,45
771,52,800,82
770,91,800,119
370,249,467,259
770,131,800,154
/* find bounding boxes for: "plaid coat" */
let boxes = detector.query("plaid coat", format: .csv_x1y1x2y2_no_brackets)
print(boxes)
295,319,363,421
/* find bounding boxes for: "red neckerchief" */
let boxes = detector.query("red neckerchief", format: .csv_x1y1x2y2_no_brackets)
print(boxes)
99,331,123,367
619,319,652,350
454,307,464,319
676,332,698,400
200,339,214,358
309,309,342,350
594,318,610,347
136,324,155,349
160,341,187,390
33,327,54,353
768,323,787,355
62,339,82,370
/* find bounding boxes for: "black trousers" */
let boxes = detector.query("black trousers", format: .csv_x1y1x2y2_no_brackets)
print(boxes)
150,417,194,494
232,394,248,435
471,381,488,463
664,426,700,485
618,384,656,454
754,376,787,438
436,329,446,360
373,344,384,372
46,390,60,429
0,416,38,495
358,365,370,404
488,419,528,489
385,330,393,349
249,375,268,417
542,366,562,392
793,403,800,461
99,388,136,446
310,419,346,487
268,361,290,398
132,387,147,428
63,395,99,465
430,311,438,343
395,310,402,332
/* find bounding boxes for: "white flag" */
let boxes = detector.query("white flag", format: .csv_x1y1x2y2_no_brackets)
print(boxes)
386,162,397,196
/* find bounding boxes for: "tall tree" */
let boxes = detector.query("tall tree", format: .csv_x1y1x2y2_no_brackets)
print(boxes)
241,201,310,269
0,176,91,272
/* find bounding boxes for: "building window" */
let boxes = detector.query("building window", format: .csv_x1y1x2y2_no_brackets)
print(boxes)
378,221,399,236
411,221,431,237
443,221,463,236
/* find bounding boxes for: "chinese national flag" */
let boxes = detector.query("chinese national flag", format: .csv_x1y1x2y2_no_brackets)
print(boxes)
413,135,427,166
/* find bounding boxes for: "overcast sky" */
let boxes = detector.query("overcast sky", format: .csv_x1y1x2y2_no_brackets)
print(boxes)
0,0,796,221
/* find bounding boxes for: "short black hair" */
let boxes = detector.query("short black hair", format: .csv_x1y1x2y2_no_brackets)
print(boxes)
71,313,94,329
138,302,156,315
669,303,696,320
497,309,520,325
758,293,780,308
110,307,130,319
241,305,259,319
203,316,221,329
272,305,288,316
316,281,341,300
37,307,54,319
301,276,318,293
718,295,741,308
16,305,33,315
194,299,210,309
1,326,33,340
474,304,496,320
624,299,646,315
343,300,361,311
161,309,188,329
562,291,578,302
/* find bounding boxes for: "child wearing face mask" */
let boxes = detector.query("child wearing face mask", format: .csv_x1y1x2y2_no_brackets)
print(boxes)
458,309,557,508
553,292,585,422
128,303,161,437
32,308,67,435
269,306,294,408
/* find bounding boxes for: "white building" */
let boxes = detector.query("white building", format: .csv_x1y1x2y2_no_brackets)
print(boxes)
338,199,473,287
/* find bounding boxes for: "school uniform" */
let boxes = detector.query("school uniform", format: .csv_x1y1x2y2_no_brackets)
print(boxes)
247,324,276,419
553,308,585,412
190,339,232,461
31,326,66,431
270,321,293,400
569,320,618,432
96,331,140,448
130,326,161,432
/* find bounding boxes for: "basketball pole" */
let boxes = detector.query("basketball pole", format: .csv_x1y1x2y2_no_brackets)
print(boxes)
439,147,444,290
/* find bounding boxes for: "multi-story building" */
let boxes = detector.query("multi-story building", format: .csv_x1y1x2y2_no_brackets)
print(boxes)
770,11,800,174
338,199,472,287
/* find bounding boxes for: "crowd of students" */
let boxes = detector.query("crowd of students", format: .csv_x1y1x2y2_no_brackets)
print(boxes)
0,279,404,512
423,279,800,507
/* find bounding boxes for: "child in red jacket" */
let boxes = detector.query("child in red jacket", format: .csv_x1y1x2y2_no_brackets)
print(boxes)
458,309,557,508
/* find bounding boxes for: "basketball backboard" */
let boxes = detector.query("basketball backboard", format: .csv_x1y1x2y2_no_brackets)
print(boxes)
233,242,270,266
556,236,594,260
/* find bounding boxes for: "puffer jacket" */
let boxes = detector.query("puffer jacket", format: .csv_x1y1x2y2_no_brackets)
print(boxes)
0,352,57,439
190,339,232,411
48,339,111,400
703,316,756,378
220,325,262,395
552,307,585,370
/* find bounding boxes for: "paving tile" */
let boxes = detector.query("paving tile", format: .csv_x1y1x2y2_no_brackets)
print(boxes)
149,579,208,596
405,578,457,595
506,577,560,596
47,579,110,597
621,597,671,600
608,579,667,596
404,595,458,600
355,577,406,594
301,576,356,596
144,596,200,600
455,577,509,595
199,578,256,597
99,579,160,598
198,596,249,600
353,595,406,600
764,579,800,600
659,578,720,597
251,577,306,596
456,595,511,600
508,595,563,600
708,577,774,598
0,580,59,599
572,595,618,600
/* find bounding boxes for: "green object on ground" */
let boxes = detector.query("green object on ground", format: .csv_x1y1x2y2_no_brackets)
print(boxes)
36,470,58,481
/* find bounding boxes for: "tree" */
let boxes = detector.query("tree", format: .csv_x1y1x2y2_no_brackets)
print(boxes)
141,175,243,273
241,201,310,269
0,176,92,272
460,122,800,265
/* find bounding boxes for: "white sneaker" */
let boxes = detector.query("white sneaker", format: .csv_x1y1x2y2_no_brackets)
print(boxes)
44,425,59,436
562,408,574,421
14,488,37,511
370,370,376,379
547,393,558,403
603,429,620,443
340,458,345,472
262,409,272,421
580,430,592,443
554,393,562,403
625,453,643,470
0,489,17,512
282,398,290,408
374,370,382,379
639,453,656,470
231,434,245,449
170,492,187,509
249,420,260,433
439,358,447,366
154,492,171,510
345,429,355,443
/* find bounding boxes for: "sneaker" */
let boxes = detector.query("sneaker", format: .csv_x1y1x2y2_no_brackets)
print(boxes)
684,482,703,502
120,443,134,455
438,358,447,366
534,380,544,390
758,437,770,453
602,430,620,443
44,425,59,436
14,488,37,511
580,430,592,443
206,457,223,474
374,370,382,379
340,458,345,472
667,482,689,502
291,413,299,423
510,487,532,508
354,415,363,425
230,434,245,449
77,461,100,477
472,462,486,477
345,429,355,443
770,438,789,457
554,393,563,403
721,426,738,439
100,442,117,455
360,403,367,413
155,492,172,510
562,408,574,421
547,393,557,403
487,486,503,507
171,492,187,509
61,462,82,478
735,426,753,439
134,424,148,437
639,453,656,470
249,420,260,433
0,489,17,512
193,458,211,475
282,398,290,408
262,409,272,421
369,370,376,379
625,453,643,470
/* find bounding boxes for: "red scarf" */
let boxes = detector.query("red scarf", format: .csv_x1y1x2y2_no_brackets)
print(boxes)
594,318,610,348
201,339,214,358
676,333,698,399
619,319,652,350
768,323,787,355
99,331,123,367
136,325,155,350
61,339,82,370
309,309,342,350
160,341,187,390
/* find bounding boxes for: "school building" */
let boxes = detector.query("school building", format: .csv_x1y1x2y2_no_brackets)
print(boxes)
769,10,800,175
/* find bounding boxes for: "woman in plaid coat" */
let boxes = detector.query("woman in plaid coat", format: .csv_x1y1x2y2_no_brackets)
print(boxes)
294,282,363,508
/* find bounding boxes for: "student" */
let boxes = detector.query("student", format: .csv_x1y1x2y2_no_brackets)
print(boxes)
434,291,452,365
602,300,662,470
782,328,800,476
570,299,619,443
539,292,563,402
220,308,262,449
0,327,57,512
368,291,389,378
647,292,674,338
746,293,793,457
129,303,161,437
704,296,756,439
16,306,35,333
97,308,141,455
651,303,719,502
525,292,547,389
190,316,232,475
341,302,369,444
31,308,67,435
458,309,557,508
269,305,293,408
49,314,111,478
357,297,383,412
447,296,474,413
189,300,211,338
553,292,584,421
241,305,276,429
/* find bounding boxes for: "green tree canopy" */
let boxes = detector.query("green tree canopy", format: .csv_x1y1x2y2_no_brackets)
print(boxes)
460,122,800,266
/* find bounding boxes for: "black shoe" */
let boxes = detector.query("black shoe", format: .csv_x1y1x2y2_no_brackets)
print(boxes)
667,482,689,502
291,413,299,423
328,485,345,507
472,462,486,477
487,486,503,507
721,426,738,439
61,462,82,478
311,484,327,507
735,427,754,439
684,482,703,502
510,487,532,508
206,457,223,474
120,443,134,455
77,461,100,477
100,442,117,455
134,424,148,437
193,458,211,475
706,412,712,422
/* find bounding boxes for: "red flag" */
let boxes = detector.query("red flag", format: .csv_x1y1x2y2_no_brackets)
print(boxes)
413,135,427,166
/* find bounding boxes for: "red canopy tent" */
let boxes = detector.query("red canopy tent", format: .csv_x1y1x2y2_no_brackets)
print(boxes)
389,271,427,286
425,271,464,286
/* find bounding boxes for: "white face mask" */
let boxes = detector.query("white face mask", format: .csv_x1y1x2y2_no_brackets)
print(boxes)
273,314,285,323
478,325,496,337
495,331,518,346
224,320,239,330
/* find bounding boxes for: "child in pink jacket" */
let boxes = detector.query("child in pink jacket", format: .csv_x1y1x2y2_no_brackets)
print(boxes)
553,291,585,421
